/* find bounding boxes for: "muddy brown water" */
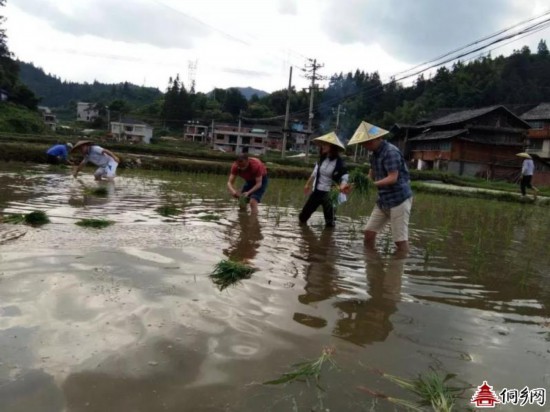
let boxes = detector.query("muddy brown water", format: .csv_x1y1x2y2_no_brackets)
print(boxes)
0,163,549,411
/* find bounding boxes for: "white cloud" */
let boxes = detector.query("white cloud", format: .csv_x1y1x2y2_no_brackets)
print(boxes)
4,0,549,94
278,0,297,15
321,0,539,62
12,0,210,48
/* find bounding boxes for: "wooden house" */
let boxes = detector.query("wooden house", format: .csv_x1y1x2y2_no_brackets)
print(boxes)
521,103,550,186
391,106,531,180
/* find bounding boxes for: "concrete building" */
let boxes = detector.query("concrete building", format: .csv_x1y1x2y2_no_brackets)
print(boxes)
38,106,57,131
183,122,209,143
76,102,99,122
211,124,267,155
110,119,153,143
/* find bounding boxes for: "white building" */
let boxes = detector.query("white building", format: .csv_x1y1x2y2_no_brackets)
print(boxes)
184,123,209,143
38,106,57,131
110,119,153,144
211,124,267,155
76,102,99,122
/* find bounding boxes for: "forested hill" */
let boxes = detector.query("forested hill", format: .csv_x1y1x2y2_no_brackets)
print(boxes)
18,61,163,108
320,40,550,139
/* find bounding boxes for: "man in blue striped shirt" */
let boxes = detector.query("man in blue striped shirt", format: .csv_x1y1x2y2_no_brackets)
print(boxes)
347,122,413,256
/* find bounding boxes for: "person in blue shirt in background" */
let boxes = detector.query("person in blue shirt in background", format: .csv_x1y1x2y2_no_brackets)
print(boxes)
46,143,73,165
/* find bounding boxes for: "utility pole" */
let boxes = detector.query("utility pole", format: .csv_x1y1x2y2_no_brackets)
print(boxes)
303,58,326,162
238,109,242,154
333,104,346,132
282,66,293,158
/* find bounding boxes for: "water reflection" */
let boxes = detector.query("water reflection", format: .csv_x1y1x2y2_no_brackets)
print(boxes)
68,180,115,208
333,252,404,346
223,212,263,262
2,164,550,410
297,226,341,305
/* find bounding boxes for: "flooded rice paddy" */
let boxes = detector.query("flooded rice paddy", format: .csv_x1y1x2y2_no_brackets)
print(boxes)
0,162,549,411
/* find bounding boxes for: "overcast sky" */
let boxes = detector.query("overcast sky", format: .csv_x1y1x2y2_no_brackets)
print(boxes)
4,0,550,94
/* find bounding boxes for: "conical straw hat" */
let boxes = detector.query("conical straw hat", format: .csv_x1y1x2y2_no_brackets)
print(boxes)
312,131,345,149
71,140,94,152
515,152,532,159
347,121,389,145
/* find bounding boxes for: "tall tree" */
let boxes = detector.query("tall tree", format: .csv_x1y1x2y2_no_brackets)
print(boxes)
537,39,549,57
0,0,38,109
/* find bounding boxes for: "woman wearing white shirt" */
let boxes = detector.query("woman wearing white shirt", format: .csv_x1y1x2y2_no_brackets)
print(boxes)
517,152,538,199
299,132,349,228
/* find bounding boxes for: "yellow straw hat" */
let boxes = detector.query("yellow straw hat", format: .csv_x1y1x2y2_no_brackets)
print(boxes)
515,152,532,159
71,140,94,152
347,121,389,145
312,131,345,150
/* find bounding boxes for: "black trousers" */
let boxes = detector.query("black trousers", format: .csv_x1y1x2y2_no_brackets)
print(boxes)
299,190,335,226
520,175,533,196
46,154,61,165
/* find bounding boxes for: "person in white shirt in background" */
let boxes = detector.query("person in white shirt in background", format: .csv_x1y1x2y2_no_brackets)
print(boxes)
517,152,538,200
71,140,120,181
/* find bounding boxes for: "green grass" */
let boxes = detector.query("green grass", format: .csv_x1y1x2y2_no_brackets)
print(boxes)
75,218,114,228
209,259,255,290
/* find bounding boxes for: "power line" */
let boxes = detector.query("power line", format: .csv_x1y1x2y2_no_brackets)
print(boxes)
148,0,306,70
303,58,327,160
392,9,550,80
277,12,550,121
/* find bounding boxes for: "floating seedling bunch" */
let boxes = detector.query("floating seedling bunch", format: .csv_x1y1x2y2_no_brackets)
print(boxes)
75,219,114,229
209,259,256,291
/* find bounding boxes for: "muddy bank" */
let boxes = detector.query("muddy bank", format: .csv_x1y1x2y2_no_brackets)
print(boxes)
0,141,312,179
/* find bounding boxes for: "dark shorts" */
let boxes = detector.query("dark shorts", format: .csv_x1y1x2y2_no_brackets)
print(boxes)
242,175,268,202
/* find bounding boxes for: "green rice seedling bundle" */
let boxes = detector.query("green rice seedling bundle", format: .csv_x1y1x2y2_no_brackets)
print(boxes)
24,211,50,226
328,187,341,206
84,186,109,197
2,214,25,224
75,219,114,229
263,347,336,390
349,167,371,195
199,213,221,221
209,259,255,290
359,368,468,412
156,205,180,217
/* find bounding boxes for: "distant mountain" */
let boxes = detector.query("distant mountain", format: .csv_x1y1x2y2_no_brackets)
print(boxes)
18,61,163,108
237,87,268,100
208,87,268,100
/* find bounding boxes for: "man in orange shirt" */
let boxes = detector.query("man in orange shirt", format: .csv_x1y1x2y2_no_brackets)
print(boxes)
227,153,268,214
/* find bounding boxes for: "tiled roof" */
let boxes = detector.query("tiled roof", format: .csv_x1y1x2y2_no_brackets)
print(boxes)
520,103,550,120
424,106,503,126
408,129,467,141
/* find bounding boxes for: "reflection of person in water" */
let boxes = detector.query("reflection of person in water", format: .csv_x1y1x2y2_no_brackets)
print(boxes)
297,225,341,305
223,213,263,262
68,181,115,208
333,251,404,346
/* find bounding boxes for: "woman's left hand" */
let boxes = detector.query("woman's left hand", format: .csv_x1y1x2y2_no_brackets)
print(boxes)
340,183,352,194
